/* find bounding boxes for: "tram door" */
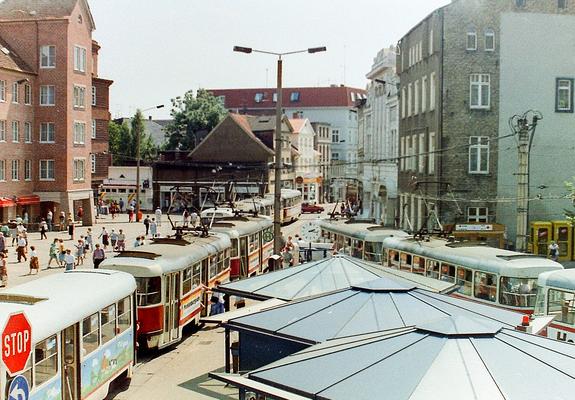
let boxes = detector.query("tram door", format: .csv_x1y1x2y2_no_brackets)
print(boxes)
61,324,80,400
240,236,248,277
163,273,181,344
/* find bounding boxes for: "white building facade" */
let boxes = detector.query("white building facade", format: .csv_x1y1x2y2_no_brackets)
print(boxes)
290,118,321,203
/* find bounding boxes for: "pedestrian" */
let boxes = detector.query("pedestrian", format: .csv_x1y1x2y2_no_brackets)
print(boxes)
64,249,75,271
110,229,118,249
183,209,190,226
58,239,65,267
59,211,66,231
549,241,560,262
128,207,134,223
0,232,5,254
150,218,158,238
99,227,109,250
119,198,124,212
155,206,162,227
16,222,25,237
23,211,29,226
85,228,94,252
9,221,17,246
16,235,27,262
133,236,141,248
282,246,293,268
209,281,225,316
46,209,53,231
0,252,7,287
29,246,39,274
77,206,83,220
75,238,85,266
143,215,150,236
110,203,116,220
48,239,59,268
93,244,106,269
40,219,48,240
190,211,198,227
67,218,74,240
117,229,126,251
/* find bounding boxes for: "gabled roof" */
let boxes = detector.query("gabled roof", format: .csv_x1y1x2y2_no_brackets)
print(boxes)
210,86,367,110
0,36,33,73
0,0,95,30
288,118,307,134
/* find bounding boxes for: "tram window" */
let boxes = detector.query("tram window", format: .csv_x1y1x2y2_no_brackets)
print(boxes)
499,277,537,308
82,313,100,356
352,240,364,258
400,253,413,272
183,267,193,293
117,296,132,333
209,254,218,278
136,277,161,306
192,262,201,288
413,256,425,275
440,264,456,283
389,250,400,268
34,335,58,386
474,271,496,302
547,289,575,325
425,260,440,279
364,242,382,263
101,304,117,344
456,267,473,296
230,238,239,258
5,357,32,394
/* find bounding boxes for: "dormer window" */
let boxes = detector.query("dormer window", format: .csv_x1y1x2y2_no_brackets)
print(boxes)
254,93,264,103
290,91,300,102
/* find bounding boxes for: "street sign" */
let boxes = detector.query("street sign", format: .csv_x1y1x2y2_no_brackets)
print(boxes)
2,312,32,376
263,231,274,242
8,375,29,400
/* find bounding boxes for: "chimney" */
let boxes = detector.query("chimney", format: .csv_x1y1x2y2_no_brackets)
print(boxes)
292,112,300,119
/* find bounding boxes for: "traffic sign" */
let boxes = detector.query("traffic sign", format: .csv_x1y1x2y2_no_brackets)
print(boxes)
8,375,29,400
2,312,32,376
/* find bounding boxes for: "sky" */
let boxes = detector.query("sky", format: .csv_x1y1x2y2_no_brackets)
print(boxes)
90,0,450,119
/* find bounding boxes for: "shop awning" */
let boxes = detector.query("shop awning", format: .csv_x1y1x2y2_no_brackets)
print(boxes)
17,195,40,205
0,197,15,208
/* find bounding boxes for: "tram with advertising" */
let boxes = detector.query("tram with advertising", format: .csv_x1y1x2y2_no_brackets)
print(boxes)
209,216,274,280
535,269,575,342
99,233,231,350
0,270,136,400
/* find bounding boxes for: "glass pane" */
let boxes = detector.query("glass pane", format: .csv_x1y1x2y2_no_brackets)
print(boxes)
500,277,538,308
474,271,497,302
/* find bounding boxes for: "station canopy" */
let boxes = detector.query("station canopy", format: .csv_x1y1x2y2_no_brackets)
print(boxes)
213,316,575,400
225,277,527,344
217,255,454,301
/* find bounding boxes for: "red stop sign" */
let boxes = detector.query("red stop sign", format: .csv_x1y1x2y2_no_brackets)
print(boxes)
2,312,32,375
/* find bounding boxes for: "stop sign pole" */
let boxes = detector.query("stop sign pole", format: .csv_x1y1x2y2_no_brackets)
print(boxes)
2,312,32,376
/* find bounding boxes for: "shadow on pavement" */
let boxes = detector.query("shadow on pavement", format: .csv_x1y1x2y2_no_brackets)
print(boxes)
178,367,237,400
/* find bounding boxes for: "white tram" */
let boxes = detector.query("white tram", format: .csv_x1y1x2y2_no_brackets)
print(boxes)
0,270,136,400
535,269,575,342
99,233,231,350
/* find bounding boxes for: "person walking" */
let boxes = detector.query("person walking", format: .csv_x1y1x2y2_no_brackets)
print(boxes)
143,215,151,236
58,239,66,267
150,218,158,238
29,246,39,274
155,207,162,227
9,221,17,246
183,209,190,227
93,244,106,269
16,235,27,262
64,249,75,271
117,229,126,251
39,219,48,240
67,218,74,241
59,211,66,231
75,239,85,266
549,241,560,262
119,198,125,212
48,239,59,268
0,232,5,254
99,227,109,250
0,252,7,286
110,229,118,250
190,211,199,227
85,228,94,252
46,209,53,231
128,207,134,223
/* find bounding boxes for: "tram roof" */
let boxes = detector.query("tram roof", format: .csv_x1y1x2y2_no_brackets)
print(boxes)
210,216,272,238
217,255,451,301
214,317,575,399
317,219,410,242
537,269,575,291
383,237,563,277
100,233,231,276
225,278,525,344
0,270,136,343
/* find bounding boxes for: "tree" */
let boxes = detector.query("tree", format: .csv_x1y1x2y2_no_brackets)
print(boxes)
108,111,158,165
108,120,132,165
163,89,227,151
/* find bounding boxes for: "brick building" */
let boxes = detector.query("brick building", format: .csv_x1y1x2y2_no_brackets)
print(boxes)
0,0,112,225
397,0,575,232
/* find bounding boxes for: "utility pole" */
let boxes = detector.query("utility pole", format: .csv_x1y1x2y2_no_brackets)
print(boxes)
514,112,540,252
273,57,283,255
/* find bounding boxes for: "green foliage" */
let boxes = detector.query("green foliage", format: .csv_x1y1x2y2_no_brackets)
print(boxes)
163,89,227,151
108,110,158,165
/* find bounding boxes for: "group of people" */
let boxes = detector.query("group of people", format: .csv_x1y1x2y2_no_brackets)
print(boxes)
281,235,300,268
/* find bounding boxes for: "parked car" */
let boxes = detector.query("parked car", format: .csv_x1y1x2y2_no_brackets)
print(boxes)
301,203,324,214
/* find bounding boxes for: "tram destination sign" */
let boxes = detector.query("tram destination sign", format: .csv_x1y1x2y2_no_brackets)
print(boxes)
2,312,32,376
455,224,493,232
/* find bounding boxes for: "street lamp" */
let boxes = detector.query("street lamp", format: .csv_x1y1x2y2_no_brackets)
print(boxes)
233,45,326,255
135,104,165,222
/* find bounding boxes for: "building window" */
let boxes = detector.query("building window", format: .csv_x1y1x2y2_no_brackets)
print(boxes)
24,84,32,105
73,122,86,144
73,85,86,109
332,152,339,160
470,74,490,109
290,92,300,102
0,160,5,181
74,46,87,72
558,0,567,8
428,132,436,174
11,121,19,142
24,122,32,143
421,76,427,113
0,80,5,102
11,82,18,103
468,207,488,223
430,73,436,111
39,160,55,180
485,29,495,51
24,160,31,181
40,45,56,68
556,78,574,112
272,93,278,102
254,93,264,103
407,83,412,116
401,87,406,118
73,158,85,181
92,119,97,139
418,133,426,173
91,153,96,174
429,29,434,55
0,120,5,141
11,159,19,181
40,123,55,143
414,80,420,115
400,137,405,171
92,86,97,106
516,0,526,6
40,85,55,106
469,136,489,174
332,129,339,143
466,27,477,51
